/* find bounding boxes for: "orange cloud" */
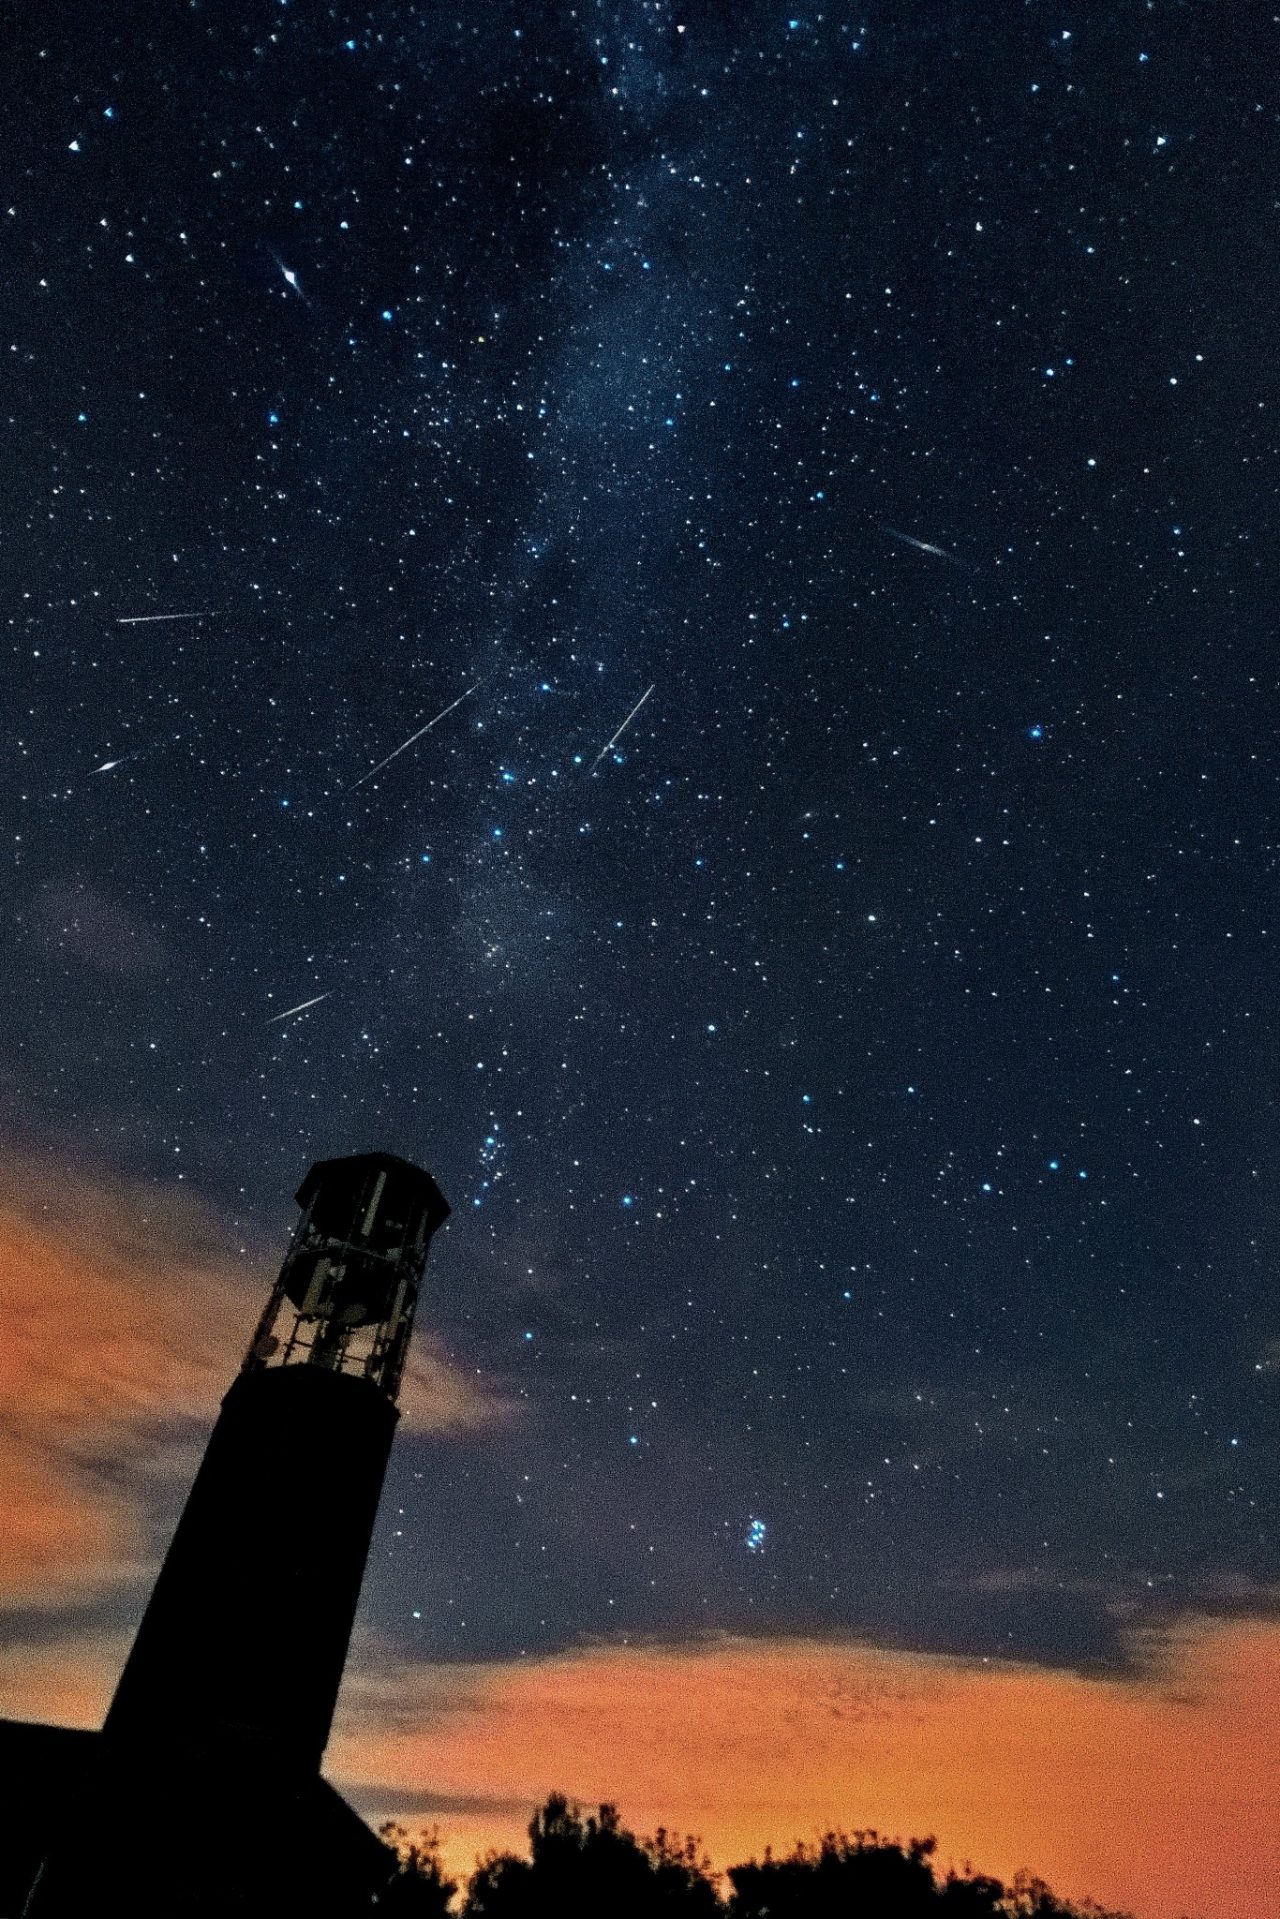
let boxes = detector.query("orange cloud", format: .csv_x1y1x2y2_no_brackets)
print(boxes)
331,1619,1280,1919
0,1631,133,1731
0,1147,509,1611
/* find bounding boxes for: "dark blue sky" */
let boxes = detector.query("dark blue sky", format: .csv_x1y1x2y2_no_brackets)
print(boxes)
5,1,1279,1681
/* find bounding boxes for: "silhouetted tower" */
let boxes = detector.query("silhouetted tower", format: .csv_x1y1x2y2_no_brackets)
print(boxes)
104,1152,450,1774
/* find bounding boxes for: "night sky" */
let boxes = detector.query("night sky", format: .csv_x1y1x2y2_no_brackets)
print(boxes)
5,1,1280,1902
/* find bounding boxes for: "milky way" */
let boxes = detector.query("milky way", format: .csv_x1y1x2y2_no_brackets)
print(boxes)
5,3,1279,1686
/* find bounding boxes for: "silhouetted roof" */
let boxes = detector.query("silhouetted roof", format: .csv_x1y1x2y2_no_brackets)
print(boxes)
0,1718,397,1917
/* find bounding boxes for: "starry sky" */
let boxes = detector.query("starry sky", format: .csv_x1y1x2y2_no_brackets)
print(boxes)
5,4,1280,1912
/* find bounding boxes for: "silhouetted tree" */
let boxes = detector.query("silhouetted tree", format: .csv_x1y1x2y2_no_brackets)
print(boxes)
727,1831,938,1919
646,1826,721,1916
1006,1871,1132,1919
453,1795,1136,1919
378,1822,458,1917
938,1869,1008,1915
464,1849,534,1919
463,1795,717,1919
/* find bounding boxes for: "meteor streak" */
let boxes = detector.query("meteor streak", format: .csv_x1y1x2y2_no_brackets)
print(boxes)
349,677,487,789
273,254,306,300
590,683,655,772
267,991,333,1023
90,745,150,775
117,612,217,624
881,526,955,562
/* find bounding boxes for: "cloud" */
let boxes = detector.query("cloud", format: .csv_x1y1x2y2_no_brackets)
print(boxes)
328,1620,1280,1919
942,1566,1106,1600
0,1147,512,1615
343,1785,533,1821
399,1346,515,1439
0,1630,134,1731
30,881,167,976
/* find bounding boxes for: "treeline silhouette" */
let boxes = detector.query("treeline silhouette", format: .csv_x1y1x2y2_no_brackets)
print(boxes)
378,1794,1136,1918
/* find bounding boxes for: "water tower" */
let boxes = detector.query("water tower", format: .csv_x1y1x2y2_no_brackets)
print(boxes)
3,1152,451,1915
103,1151,450,1773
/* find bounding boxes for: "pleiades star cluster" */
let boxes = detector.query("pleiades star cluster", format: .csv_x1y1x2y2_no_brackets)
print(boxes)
5,2,1279,1675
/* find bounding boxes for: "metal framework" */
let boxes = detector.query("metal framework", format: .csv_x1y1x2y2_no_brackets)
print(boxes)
241,1154,450,1401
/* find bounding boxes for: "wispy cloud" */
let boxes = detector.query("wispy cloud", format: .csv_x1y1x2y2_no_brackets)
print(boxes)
0,1147,511,1616
30,881,167,977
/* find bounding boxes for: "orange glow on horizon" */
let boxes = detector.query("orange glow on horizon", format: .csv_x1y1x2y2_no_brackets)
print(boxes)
6,1617,1276,1916
330,1619,1280,1919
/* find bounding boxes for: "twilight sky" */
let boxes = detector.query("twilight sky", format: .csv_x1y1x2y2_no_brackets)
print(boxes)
4,4,1280,1914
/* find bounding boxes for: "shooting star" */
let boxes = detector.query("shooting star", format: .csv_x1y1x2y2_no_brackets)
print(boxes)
117,611,217,624
881,525,957,564
271,251,308,301
90,741,156,775
267,990,333,1024
590,683,656,773
348,677,487,790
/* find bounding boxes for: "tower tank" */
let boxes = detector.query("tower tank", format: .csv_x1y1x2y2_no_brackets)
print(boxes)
103,1152,450,1772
